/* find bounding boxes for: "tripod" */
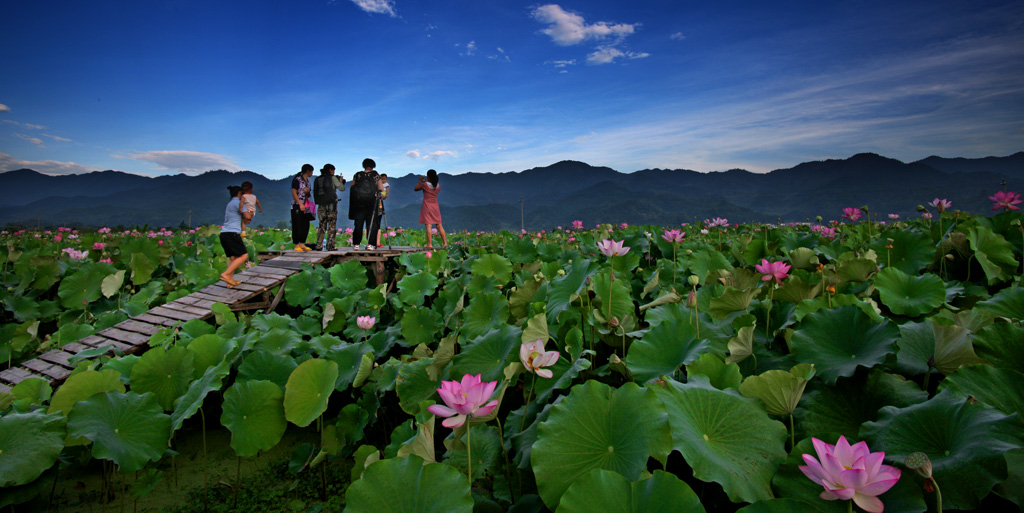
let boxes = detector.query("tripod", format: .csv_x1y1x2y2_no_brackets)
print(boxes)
368,190,392,250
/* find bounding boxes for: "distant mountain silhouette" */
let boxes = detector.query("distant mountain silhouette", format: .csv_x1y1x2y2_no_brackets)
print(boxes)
1,152,1020,231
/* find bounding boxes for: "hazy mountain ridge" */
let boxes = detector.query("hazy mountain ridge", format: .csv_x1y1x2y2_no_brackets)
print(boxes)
1,152,1020,231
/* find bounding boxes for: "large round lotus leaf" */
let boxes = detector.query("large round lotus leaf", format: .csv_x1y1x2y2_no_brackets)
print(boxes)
627,318,712,383
471,253,513,284
545,258,598,324
48,369,125,416
868,228,934,275
284,358,339,427
129,346,195,411
707,287,759,319
771,436,925,513
895,320,985,376
555,469,705,513
129,252,155,285
330,259,371,295
325,342,374,392
685,353,742,390
738,364,815,416
652,378,788,503
66,391,171,474
185,334,236,378
973,322,1024,371
220,379,287,458
397,271,439,307
976,286,1024,321
254,327,304,355
967,225,1018,285
171,360,231,432
591,270,635,327
795,370,926,441
251,312,294,332
873,267,946,316
449,324,522,384
788,305,898,384
0,411,66,487
400,307,442,347
532,381,672,510
237,351,298,389
343,455,472,513
397,358,438,415
835,257,876,283
57,267,105,308
461,290,510,340
861,389,1024,510
284,267,324,307
939,365,1024,422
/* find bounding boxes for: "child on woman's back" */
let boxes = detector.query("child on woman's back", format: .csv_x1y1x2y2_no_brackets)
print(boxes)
240,181,262,236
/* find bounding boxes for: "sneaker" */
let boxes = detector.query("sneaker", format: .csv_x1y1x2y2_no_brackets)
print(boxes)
367,245,376,251
353,245,360,251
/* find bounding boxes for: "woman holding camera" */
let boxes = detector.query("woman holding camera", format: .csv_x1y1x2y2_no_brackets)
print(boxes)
414,169,447,247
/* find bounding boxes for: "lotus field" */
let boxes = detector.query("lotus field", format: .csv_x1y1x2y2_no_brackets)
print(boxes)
1,197,1023,512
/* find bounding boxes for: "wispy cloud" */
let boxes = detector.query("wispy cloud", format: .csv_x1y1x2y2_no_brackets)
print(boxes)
0,104,10,112
586,46,648,65
532,4,645,65
15,134,45,148
5,120,46,130
406,149,455,161
123,150,241,174
670,32,686,41
349,0,396,17
43,134,72,142
0,152,95,175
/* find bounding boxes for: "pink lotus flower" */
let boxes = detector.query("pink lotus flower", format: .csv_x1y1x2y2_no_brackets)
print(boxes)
356,315,376,330
426,374,499,428
755,258,791,285
708,217,728,228
93,242,106,250
597,239,630,257
799,436,901,513
571,220,583,230
820,226,837,240
520,339,559,378
887,214,899,220
922,212,933,220
989,190,1023,211
661,229,685,243
928,198,952,213
841,208,861,222
62,248,87,260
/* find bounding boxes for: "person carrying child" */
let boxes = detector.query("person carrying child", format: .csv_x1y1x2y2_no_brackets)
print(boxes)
313,163,345,251
239,181,261,236
220,185,253,288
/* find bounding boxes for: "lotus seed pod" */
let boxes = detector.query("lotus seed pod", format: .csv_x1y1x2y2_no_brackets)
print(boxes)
904,452,933,479
685,249,693,256
816,216,822,223
687,275,700,286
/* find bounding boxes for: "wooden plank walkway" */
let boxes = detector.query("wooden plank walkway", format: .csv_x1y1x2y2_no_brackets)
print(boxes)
0,246,427,393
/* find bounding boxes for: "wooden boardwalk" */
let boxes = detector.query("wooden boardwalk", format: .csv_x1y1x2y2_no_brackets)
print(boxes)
0,246,426,393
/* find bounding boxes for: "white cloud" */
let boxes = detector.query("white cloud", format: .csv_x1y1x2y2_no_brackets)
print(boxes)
0,104,10,112
15,134,45,148
586,46,649,65
406,149,454,161
463,41,477,56
0,152,95,175
532,4,635,46
43,134,72,142
489,47,511,62
124,150,241,174
350,0,396,17
550,59,576,68
4,120,46,129
671,32,686,41
406,149,421,159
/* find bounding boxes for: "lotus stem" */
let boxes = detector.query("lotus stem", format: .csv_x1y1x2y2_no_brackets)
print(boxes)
235,456,241,510
521,372,537,432
495,417,516,502
923,368,931,394
200,406,208,511
932,477,943,513
466,423,473,489
765,286,775,350
848,499,854,513
790,413,796,450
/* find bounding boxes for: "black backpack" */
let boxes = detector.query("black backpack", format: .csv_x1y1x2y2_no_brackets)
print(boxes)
313,175,336,204
350,171,378,206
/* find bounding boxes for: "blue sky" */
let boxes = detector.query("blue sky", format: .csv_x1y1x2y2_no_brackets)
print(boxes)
1,0,1022,179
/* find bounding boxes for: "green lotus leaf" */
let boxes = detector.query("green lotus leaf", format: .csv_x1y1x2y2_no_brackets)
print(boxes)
325,342,374,391
254,327,303,355
3,294,41,322
708,287,759,319
330,259,371,295
726,325,756,365
171,360,231,432
48,369,126,417
343,455,473,513
975,286,1024,321
128,252,154,286
738,364,815,416
795,370,926,441
835,257,876,283
471,253,513,284
591,269,635,327
185,334,235,378
627,318,711,383
545,258,598,324
442,424,500,479
788,305,898,384
504,237,539,264
873,267,946,316
237,351,297,389
129,346,195,411
685,353,742,390
10,377,52,406
787,247,819,270
509,278,542,319
794,293,884,323
31,258,61,291
967,225,1018,285
220,379,287,458
682,249,732,283
397,358,439,415
101,269,125,298
461,289,510,340
773,274,823,303
521,313,550,346
653,378,788,503
973,322,1024,370
284,358,339,427
400,307,441,347
895,320,986,376
57,267,105,309
251,312,294,332
861,389,1024,510
284,267,324,308
532,381,672,510
869,228,934,275
397,271,439,307
939,364,1024,423
0,411,66,487
556,469,706,513
53,323,94,347
449,324,522,385
66,391,171,474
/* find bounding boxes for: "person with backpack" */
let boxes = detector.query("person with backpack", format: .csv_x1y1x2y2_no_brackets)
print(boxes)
290,164,315,251
349,158,384,250
313,163,345,251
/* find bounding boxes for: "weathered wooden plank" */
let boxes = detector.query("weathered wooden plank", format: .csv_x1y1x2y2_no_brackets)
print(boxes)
224,281,265,293
38,350,76,368
0,366,43,386
114,319,166,336
0,383,11,395
99,327,153,346
243,265,298,277
80,337,133,353
196,285,257,301
131,313,181,327
262,259,313,270
147,306,203,322
175,296,219,309
59,342,92,354
21,360,72,381
233,275,282,287
162,301,212,316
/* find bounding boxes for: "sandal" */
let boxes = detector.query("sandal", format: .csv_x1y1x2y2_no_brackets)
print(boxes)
219,276,240,288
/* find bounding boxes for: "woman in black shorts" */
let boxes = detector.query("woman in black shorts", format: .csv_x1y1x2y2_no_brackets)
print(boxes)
220,185,252,287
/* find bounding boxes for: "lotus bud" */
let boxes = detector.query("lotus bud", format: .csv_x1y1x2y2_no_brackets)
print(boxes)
557,269,566,276
685,249,693,256
687,275,700,286
815,215,822,223
916,204,927,212
686,290,697,308
904,452,933,479
609,353,623,365
860,205,870,212
945,254,954,261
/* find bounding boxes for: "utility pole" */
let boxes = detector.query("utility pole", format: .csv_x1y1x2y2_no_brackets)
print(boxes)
520,197,524,232
187,209,192,228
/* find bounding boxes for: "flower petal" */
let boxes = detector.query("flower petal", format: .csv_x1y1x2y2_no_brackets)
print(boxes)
853,493,885,513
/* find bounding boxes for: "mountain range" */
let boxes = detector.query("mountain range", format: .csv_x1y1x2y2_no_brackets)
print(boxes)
1,152,1021,231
